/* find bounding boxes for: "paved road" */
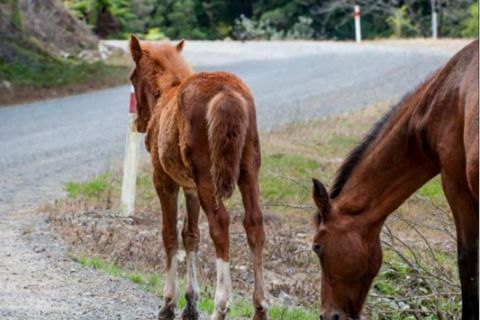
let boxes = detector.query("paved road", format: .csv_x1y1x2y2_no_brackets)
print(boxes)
0,41,458,207
0,41,462,319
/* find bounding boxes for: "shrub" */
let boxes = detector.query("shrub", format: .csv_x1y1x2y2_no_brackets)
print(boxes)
462,3,479,37
286,16,315,39
387,5,418,38
144,28,167,41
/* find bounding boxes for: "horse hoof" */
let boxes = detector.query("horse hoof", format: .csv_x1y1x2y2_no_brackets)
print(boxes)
252,307,268,320
158,304,175,320
181,306,200,320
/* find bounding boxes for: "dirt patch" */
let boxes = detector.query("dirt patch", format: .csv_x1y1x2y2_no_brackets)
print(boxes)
48,203,320,308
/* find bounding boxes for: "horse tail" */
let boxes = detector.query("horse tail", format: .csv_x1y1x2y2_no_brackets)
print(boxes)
206,91,249,201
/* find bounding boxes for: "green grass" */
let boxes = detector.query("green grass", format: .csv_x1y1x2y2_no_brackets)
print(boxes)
366,250,460,319
418,177,443,200
65,174,109,199
259,153,321,203
74,256,123,277
0,54,127,88
73,256,320,319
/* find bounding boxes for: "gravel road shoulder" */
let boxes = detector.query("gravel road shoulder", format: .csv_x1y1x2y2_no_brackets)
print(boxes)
0,206,162,319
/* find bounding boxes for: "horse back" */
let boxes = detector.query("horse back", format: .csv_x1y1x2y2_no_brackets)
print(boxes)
418,40,478,198
177,71,255,116
176,71,257,152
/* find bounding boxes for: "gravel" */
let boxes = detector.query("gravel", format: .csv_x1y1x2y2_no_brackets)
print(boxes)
0,209,161,319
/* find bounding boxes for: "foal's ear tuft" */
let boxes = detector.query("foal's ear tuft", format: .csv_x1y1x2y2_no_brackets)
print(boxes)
176,39,185,52
312,178,331,222
129,34,142,63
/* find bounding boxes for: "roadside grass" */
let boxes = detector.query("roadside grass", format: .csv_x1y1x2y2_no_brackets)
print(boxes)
73,256,320,320
367,249,460,319
259,153,321,204
65,174,110,199
418,177,445,202
0,58,127,88
63,101,460,318
0,50,130,105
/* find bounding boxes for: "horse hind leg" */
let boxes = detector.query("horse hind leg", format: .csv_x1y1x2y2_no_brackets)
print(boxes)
238,154,268,320
194,171,231,320
181,189,201,320
154,171,180,320
441,172,479,320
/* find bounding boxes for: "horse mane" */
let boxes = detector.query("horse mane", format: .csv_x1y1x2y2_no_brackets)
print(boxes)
141,42,193,88
329,98,404,199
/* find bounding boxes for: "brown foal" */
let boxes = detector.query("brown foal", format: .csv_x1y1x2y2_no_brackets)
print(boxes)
128,36,267,320
312,40,479,320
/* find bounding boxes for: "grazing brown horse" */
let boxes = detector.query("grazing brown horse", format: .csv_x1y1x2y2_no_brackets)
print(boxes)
311,40,479,320
128,36,267,320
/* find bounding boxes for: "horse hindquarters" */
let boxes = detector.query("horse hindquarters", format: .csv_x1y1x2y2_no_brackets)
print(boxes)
206,91,249,201
183,91,250,320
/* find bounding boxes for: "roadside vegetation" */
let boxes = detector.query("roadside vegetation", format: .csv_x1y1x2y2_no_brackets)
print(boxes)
0,57,129,105
0,0,130,106
1,53,128,89
52,101,460,319
63,0,478,41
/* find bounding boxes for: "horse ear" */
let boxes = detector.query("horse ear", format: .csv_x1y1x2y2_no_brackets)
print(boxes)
176,39,185,52
129,34,142,63
312,178,331,223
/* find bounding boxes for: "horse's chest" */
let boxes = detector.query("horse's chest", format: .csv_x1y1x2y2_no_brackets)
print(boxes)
157,110,195,189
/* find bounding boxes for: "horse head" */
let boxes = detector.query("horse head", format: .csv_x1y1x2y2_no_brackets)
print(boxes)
128,35,191,133
311,178,383,320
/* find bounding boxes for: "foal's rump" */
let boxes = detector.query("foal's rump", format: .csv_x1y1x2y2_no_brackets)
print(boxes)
207,90,249,199
178,72,254,200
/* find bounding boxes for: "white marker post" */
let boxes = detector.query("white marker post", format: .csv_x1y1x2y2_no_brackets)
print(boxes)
354,5,362,43
431,0,438,39
120,86,140,217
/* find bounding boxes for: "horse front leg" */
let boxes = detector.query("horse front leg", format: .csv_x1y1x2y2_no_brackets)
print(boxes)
154,170,180,320
442,173,479,320
181,189,201,320
238,164,268,320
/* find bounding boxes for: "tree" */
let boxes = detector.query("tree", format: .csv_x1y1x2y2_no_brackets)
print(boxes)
387,5,418,38
462,2,479,37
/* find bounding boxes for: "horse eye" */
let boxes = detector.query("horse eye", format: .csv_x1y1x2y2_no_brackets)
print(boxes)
312,243,323,256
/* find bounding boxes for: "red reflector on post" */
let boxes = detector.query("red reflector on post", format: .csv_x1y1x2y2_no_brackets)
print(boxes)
354,6,361,17
129,86,137,113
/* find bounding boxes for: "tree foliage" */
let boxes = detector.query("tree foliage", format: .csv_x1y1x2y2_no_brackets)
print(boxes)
62,0,478,40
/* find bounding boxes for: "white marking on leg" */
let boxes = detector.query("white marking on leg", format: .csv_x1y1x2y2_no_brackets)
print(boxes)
211,259,232,320
249,251,268,311
163,253,178,305
186,251,200,297
254,261,268,310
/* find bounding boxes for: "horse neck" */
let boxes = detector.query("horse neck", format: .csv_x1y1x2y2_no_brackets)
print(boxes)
333,93,439,229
